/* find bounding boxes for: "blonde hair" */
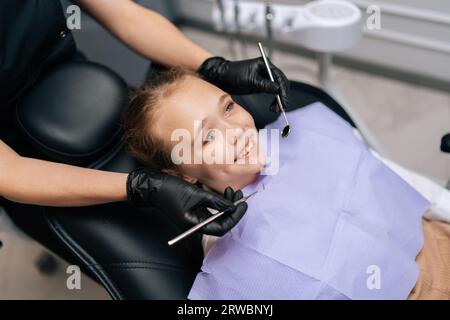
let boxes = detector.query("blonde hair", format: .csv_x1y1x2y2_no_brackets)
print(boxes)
122,67,199,169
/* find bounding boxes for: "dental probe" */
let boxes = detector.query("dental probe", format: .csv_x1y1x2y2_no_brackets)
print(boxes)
168,188,262,246
257,42,291,138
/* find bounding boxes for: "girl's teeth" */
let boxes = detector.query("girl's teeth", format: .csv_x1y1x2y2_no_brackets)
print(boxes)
237,141,254,160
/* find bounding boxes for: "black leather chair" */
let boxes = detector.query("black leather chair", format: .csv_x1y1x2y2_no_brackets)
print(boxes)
2,60,356,299
441,134,450,153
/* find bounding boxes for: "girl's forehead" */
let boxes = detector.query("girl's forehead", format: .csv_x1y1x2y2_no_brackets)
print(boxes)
174,76,224,100
154,77,228,139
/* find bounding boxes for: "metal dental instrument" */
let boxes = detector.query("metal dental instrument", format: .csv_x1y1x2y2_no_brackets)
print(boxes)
257,42,291,138
168,188,262,246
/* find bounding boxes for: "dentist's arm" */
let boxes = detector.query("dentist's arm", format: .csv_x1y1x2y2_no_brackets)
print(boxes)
0,140,244,235
0,139,127,207
74,0,212,70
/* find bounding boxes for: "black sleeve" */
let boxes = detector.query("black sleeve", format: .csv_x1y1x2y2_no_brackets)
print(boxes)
0,0,76,105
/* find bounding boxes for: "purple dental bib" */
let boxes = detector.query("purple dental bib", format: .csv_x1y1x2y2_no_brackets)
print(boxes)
189,102,431,300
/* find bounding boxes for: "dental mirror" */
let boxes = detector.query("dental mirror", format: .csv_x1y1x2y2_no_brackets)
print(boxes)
257,42,290,138
282,125,290,138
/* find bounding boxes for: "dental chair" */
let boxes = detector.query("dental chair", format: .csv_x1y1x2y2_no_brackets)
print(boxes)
0,60,355,299
441,134,450,154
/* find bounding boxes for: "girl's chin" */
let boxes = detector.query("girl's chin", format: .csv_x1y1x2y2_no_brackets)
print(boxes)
207,169,260,193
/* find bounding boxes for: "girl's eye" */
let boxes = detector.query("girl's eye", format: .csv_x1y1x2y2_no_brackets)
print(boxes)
225,102,234,114
203,130,215,145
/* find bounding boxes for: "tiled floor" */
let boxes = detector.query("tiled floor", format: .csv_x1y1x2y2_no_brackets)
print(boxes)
0,230,109,300
0,26,449,299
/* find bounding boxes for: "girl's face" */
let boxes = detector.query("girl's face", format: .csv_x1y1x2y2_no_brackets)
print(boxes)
151,76,266,193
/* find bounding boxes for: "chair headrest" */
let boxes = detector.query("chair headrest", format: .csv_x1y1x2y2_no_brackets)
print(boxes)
16,61,128,165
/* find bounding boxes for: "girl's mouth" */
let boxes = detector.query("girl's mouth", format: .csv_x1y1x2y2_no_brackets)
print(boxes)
235,138,255,163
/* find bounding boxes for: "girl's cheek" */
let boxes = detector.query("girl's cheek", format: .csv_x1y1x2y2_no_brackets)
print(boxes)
204,140,236,165
201,165,225,181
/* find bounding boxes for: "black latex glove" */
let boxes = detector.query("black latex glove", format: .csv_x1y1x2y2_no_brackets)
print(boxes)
193,186,248,236
126,168,247,236
197,56,289,113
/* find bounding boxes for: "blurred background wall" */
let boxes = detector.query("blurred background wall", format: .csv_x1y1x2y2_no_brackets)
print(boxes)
60,0,450,91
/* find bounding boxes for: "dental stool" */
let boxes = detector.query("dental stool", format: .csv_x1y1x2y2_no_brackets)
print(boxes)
1,60,355,299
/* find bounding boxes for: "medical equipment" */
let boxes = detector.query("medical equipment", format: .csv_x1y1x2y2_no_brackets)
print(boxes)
168,187,263,246
258,42,290,138
233,0,248,58
212,0,361,52
216,0,238,58
264,0,274,59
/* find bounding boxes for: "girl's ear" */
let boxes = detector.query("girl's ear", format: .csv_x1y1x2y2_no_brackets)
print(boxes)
162,168,198,184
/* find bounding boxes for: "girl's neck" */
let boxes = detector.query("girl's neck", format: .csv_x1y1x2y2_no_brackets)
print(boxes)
210,172,260,195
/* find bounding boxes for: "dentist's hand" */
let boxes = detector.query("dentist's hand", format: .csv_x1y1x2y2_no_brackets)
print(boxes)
193,186,248,236
126,168,247,236
197,56,289,112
